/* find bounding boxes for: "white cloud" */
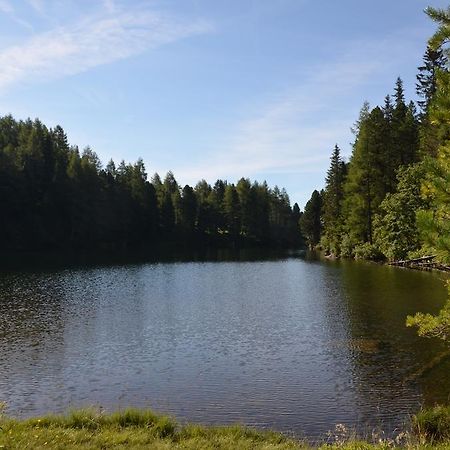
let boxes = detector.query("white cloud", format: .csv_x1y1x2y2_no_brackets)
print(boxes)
0,7,213,91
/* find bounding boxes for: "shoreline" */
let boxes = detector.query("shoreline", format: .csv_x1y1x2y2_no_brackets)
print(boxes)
1,406,450,449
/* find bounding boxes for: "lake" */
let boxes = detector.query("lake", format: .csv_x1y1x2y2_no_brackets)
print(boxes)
0,252,449,440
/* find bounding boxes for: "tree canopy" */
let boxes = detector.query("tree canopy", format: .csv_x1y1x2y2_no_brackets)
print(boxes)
0,116,303,252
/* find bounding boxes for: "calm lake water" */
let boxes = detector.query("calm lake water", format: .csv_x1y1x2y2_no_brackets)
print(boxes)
0,252,449,439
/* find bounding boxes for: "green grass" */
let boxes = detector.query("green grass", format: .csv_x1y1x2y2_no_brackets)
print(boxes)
1,407,450,449
0,408,304,449
414,406,450,443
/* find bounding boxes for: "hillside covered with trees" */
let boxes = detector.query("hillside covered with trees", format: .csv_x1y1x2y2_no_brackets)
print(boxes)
0,116,302,252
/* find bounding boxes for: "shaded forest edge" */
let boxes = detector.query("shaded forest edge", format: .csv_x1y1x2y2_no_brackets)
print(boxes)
298,6,450,267
1,405,450,449
299,3,450,349
0,116,303,253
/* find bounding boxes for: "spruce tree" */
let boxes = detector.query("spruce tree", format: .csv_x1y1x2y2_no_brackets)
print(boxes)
417,46,447,115
373,163,426,261
407,7,450,343
223,184,241,240
299,190,322,249
343,106,389,244
322,144,346,254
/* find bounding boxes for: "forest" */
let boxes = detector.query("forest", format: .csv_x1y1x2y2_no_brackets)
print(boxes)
297,5,450,343
300,6,450,268
0,117,303,251
1,6,449,268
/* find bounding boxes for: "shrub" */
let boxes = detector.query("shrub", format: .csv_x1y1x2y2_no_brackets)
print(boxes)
353,243,384,261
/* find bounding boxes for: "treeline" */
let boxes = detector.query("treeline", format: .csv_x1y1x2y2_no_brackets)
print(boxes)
0,116,303,251
301,10,450,264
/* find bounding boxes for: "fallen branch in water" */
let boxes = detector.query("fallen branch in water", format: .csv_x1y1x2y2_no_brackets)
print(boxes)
389,256,450,272
390,255,437,266
403,349,450,383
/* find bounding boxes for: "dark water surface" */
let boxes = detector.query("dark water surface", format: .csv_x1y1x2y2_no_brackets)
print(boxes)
0,252,449,439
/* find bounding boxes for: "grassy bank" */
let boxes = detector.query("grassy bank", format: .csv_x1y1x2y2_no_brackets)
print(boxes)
1,407,450,449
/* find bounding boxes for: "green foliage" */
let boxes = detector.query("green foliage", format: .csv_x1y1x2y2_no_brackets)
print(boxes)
417,145,450,265
407,9,450,346
353,243,384,261
413,405,450,442
339,234,355,258
343,106,392,244
426,6,450,53
0,115,303,251
415,36,450,263
312,73,421,261
407,282,450,342
223,183,241,239
299,190,322,248
342,93,419,249
417,46,447,118
373,164,427,261
322,145,346,255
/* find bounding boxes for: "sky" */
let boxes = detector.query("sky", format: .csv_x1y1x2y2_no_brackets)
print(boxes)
0,0,448,208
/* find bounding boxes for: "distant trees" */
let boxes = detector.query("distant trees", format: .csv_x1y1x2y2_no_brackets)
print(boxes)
0,115,303,251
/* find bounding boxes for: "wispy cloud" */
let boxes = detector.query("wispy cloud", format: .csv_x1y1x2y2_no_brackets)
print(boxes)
0,0,34,30
171,31,423,193
102,0,117,14
173,61,379,185
26,0,45,15
0,6,213,92
0,0,13,14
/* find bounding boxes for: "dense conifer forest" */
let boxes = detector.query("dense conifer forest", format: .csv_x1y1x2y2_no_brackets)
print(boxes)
301,7,450,268
297,5,450,343
0,116,302,251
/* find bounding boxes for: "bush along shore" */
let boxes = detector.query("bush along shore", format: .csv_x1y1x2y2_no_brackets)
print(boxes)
1,406,450,449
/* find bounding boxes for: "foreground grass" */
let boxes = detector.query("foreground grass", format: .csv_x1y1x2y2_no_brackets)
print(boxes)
1,407,450,449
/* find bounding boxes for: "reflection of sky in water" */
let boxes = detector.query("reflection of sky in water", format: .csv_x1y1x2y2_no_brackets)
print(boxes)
0,258,448,439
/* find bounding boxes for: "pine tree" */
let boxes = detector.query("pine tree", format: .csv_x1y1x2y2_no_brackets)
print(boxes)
343,106,390,244
299,190,322,248
0,114,303,250
407,7,450,343
179,185,197,234
394,77,405,106
223,184,241,240
392,77,419,166
322,145,346,254
417,46,447,115
373,163,426,260
417,45,449,157
195,180,213,234
236,177,256,237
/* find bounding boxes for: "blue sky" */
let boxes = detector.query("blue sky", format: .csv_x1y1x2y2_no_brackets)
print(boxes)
0,0,447,207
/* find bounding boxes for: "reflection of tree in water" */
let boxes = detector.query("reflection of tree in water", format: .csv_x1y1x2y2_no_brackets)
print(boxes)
0,265,154,417
0,270,67,415
334,259,449,430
